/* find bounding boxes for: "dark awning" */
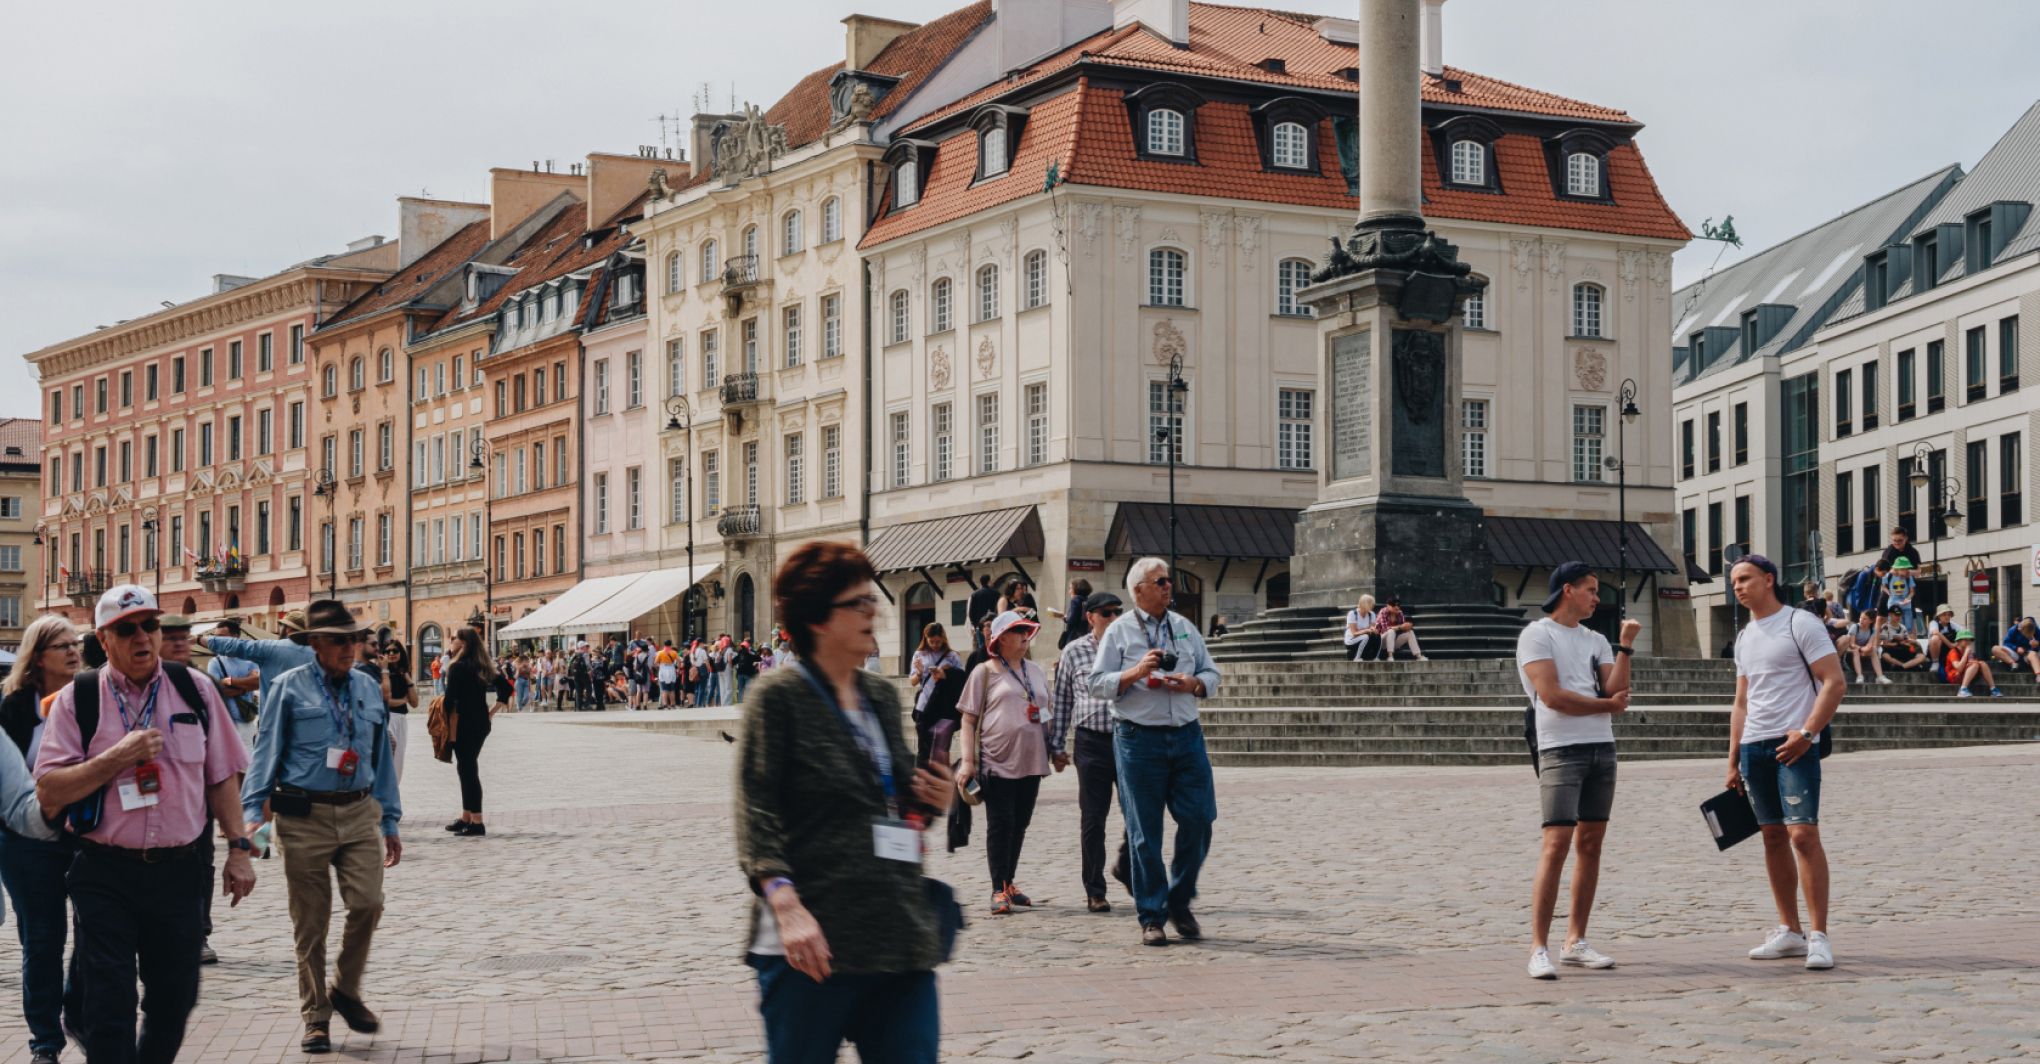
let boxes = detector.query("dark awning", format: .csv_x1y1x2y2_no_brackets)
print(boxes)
1106,503,1299,560
1485,516,1680,574
865,505,1043,574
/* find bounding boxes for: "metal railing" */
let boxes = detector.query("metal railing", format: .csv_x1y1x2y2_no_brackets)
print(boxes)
719,371,762,406
722,254,760,287
716,503,763,538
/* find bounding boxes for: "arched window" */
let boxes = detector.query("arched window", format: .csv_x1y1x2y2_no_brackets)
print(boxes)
377,347,393,382
821,197,842,242
1450,139,1486,185
1572,283,1605,338
418,623,443,680
1023,250,1048,309
889,290,911,345
981,126,1008,177
323,363,338,397
701,239,719,280
1462,279,1488,330
1146,108,1186,156
1271,121,1309,169
895,159,920,207
1276,258,1315,316
782,210,803,255
976,264,999,321
349,357,365,391
1566,151,1602,197
1148,248,1187,307
931,278,952,332
742,225,758,262
666,251,683,293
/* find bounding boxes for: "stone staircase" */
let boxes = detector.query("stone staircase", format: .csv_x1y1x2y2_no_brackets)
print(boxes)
1209,603,1528,663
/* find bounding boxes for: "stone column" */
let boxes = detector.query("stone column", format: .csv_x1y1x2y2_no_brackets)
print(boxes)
1357,0,1422,231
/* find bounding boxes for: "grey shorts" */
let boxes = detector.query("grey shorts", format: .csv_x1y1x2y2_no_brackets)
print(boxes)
1538,742,1617,828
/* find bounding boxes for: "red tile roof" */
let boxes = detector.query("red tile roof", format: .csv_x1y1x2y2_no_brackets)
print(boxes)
322,218,493,328
424,197,647,337
867,80,1688,247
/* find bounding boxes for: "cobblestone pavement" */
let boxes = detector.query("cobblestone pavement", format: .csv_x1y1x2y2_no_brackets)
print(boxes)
1,706,2035,1062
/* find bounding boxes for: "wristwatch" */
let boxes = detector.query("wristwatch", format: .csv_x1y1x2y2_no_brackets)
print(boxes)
1612,645,1633,656
227,836,254,853
1797,728,1817,743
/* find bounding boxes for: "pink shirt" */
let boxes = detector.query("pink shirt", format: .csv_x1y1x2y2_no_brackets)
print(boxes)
34,664,249,850
958,658,1052,779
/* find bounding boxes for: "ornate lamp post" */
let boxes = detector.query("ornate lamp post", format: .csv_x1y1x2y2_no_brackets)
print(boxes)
470,437,495,644
311,467,338,598
1616,379,1641,620
1154,352,1190,595
141,507,160,597
32,522,48,613
1907,442,1965,619
665,396,697,644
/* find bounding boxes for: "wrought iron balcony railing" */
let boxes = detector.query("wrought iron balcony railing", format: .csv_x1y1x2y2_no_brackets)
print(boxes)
721,254,760,287
719,371,762,407
716,503,763,539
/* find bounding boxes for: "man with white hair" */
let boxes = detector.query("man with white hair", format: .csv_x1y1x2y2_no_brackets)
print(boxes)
1086,557,1221,947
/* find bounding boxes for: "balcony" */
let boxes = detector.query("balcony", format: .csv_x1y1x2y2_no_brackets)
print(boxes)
197,557,249,593
64,568,111,606
717,503,763,539
719,371,764,408
720,255,765,315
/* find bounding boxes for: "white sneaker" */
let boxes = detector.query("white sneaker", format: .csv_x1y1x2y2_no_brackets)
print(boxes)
1527,949,1558,979
1805,931,1834,970
1958,688,1974,698
1749,925,1808,959
1560,940,1615,969
1875,675,1893,685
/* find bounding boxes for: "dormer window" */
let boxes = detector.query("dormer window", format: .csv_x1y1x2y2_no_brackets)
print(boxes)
1432,116,1502,191
1252,97,1324,174
1450,140,1485,184
967,105,1028,182
882,138,938,210
982,128,1007,176
1125,83,1204,163
896,159,920,206
1271,123,1307,169
1565,151,1601,197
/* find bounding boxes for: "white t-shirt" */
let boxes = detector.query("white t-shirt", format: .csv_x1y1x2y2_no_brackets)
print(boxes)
1344,609,1376,646
1516,617,1616,750
1734,605,1838,744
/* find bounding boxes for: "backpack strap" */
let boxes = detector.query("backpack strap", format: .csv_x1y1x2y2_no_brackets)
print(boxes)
159,662,210,736
74,668,101,748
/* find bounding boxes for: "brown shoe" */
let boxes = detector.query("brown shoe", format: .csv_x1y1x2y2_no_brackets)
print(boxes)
330,988,380,1033
1169,908,1203,940
1142,924,1168,947
1087,896,1113,913
302,1023,332,1053
1004,881,1033,907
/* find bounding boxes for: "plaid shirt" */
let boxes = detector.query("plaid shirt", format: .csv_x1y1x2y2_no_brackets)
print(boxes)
1051,633,1112,754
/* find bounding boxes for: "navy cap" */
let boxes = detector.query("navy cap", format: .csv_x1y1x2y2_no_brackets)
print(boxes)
1542,561,1594,613
1083,591,1124,614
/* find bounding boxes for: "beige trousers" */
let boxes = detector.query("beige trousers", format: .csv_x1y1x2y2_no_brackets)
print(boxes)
275,797,386,1024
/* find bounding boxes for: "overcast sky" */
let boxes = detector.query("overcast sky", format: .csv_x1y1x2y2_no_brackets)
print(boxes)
5,0,2037,418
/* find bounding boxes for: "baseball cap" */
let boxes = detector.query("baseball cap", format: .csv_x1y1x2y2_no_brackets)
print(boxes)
1541,561,1594,613
1893,556,1915,570
988,610,1040,644
1083,591,1124,615
96,584,163,629
158,615,194,632
1956,629,1975,641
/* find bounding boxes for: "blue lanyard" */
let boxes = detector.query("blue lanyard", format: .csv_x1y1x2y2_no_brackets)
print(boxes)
1141,612,1174,652
111,677,163,733
794,663,896,813
1005,659,1038,705
323,674,356,747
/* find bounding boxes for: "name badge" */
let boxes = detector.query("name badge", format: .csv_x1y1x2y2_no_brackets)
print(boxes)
872,818,921,864
117,779,160,811
327,747,359,776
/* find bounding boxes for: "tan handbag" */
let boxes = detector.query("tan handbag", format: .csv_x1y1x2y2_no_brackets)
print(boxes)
957,664,989,806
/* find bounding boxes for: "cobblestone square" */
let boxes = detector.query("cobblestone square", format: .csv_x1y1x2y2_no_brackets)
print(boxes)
3,709,2036,1062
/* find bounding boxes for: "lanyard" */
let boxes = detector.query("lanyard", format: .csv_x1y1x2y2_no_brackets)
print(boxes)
794,663,896,815
1005,658,1038,706
323,674,356,747
111,676,164,733
1141,611,1174,652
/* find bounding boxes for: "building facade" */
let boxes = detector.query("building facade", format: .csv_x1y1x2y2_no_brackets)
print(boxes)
858,1,1692,668
29,244,394,629
0,420,43,648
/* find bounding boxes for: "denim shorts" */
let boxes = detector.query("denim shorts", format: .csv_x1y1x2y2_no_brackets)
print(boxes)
1537,742,1617,827
1740,736,1821,826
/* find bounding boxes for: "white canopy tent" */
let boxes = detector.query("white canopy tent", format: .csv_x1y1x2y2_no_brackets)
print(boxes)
493,574,639,642
558,565,719,636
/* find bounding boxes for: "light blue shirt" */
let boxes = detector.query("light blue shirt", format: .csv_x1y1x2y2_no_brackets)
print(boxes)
1086,606,1220,727
203,636,315,710
241,662,402,836
0,730,56,841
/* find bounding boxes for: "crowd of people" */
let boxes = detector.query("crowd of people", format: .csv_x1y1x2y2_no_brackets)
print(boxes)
1798,527,2039,696
478,633,791,714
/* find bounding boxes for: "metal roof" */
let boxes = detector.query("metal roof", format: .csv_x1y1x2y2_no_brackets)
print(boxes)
1671,165,1960,388
1907,100,2040,268
1485,516,1679,574
865,505,1044,574
1105,503,1299,560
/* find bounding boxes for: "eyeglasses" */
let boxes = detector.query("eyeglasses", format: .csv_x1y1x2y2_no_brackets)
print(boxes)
108,618,161,639
45,640,79,653
831,594,882,614
1149,576,1172,588
1094,608,1123,618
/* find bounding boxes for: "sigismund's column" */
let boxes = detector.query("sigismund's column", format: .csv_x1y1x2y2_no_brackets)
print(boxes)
1289,0,1489,610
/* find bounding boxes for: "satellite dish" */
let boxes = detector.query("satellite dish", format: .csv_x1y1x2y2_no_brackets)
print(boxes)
1602,456,1622,472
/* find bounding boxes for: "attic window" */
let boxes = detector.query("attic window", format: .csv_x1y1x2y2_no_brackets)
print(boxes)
1335,67,1358,82
967,104,1029,183
1257,58,1287,74
1432,115,1502,192
1125,82,1205,164
1546,128,1617,203
1253,96,1327,174
882,138,939,210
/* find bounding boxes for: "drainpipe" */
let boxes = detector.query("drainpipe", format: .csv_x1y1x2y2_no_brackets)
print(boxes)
402,314,415,644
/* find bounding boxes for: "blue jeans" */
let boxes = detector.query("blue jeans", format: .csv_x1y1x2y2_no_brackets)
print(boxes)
0,832,82,1053
1113,718,1217,929
748,955,938,1064
1740,736,1822,826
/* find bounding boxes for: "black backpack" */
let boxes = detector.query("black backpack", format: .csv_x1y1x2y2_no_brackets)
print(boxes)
65,663,212,834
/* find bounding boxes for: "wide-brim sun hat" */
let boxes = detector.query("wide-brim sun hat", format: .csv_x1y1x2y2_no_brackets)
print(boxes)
287,600,375,645
988,610,1040,644
1893,557,1915,570
1956,629,1975,641
1937,604,1955,617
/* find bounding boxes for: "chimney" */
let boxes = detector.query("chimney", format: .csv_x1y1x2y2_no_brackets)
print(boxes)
995,0,1113,73
843,14,919,70
1112,0,1188,47
585,153,693,224
397,197,489,268
212,274,258,294
487,167,583,240
1420,0,1446,76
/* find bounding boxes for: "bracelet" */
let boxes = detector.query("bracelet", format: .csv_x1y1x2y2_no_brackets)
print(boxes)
762,876,793,898
1613,645,1633,656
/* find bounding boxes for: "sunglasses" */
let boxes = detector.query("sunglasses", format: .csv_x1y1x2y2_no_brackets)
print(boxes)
107,618,161,638
831,594,882,614
1094,607,1123,618
1150,576,1172,587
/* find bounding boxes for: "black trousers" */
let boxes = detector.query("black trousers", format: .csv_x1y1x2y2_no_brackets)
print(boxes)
68,845,209,1064
454,728,490,813
979,773,1042,892
1073,728,1130,900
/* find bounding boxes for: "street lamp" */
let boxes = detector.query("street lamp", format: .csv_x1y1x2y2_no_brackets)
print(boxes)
664,396,697,644
1154,352,1190,598
33,522,48,613
1906,442,1964,610
311,467,337,598
141,507,160,598
1616,379,1641,620
470,437,495,645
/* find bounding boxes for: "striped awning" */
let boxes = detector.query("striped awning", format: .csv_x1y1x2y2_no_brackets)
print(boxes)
865,505,1043,574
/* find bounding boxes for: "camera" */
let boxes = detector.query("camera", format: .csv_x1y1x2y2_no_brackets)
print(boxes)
1157,651,1179,673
